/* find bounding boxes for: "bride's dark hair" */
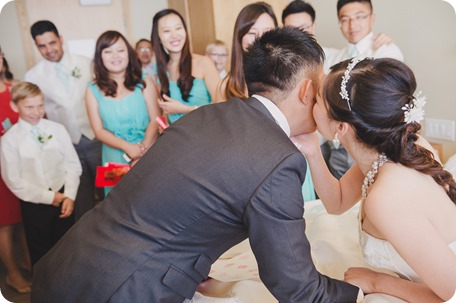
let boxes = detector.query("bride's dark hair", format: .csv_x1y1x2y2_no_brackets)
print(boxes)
323,57,456,203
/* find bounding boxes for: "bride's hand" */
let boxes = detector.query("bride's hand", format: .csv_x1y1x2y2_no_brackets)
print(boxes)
344,267,379,294
291,131,321,157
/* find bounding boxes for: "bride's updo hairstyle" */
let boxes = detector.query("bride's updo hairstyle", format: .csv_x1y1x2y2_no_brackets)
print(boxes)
323,57,456,203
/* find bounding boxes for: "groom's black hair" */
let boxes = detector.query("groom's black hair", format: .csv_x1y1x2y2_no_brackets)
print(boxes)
243,26,324,97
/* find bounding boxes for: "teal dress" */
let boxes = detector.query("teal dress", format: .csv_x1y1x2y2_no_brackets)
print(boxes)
168,78,211,123
302,161,316,202
89,81,150,194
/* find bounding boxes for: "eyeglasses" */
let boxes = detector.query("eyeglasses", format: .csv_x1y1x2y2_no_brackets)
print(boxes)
339,13,371,27
139,47,152,53
209,53,228,58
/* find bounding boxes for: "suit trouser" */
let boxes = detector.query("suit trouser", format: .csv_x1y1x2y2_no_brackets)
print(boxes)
73,135,104,220
20,200,74,265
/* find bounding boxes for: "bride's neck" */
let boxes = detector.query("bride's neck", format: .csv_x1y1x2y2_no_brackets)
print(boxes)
345,144,380,175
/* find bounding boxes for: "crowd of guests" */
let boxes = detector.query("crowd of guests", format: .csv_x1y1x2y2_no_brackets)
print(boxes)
0,0,455,302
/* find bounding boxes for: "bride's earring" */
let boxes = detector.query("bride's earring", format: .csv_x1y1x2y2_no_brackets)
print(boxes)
332,133,340,149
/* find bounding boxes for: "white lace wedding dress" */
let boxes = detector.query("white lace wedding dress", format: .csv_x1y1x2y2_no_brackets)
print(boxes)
184,292,243,303
359,210,456,282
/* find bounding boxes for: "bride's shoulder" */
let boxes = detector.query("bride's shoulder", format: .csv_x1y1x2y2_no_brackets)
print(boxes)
365,164,420,211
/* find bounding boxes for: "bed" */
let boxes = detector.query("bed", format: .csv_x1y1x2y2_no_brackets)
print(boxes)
190,200,406,303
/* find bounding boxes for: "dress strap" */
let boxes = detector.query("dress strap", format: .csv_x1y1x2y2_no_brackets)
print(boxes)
88,82,104,101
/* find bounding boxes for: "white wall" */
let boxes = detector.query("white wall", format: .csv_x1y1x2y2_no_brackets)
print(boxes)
0,1,27,81
309,0,456,161
129,0,168,43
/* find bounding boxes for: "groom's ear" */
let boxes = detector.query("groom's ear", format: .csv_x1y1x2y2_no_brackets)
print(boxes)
298,78,313,106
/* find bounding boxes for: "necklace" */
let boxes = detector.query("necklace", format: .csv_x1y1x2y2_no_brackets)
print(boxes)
362,153,388,200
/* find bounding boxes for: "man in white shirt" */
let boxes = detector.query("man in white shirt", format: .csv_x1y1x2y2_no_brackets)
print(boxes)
24,20,102,220
135,39,155,79
281,0,398,74
325,0,404,72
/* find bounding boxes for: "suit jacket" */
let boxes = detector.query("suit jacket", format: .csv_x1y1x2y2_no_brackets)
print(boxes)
24,52,94,144
32,97,359,303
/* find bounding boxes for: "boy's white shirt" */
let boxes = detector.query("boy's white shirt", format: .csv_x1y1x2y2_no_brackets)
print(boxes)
1,118,82,204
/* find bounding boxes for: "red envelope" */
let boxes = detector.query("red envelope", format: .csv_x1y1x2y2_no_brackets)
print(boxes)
155,116,168,130
95,162,131,187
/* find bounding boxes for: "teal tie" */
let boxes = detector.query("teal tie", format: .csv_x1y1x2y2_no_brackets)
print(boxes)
55,63,69,89
31,125,40,142
348,45,359,58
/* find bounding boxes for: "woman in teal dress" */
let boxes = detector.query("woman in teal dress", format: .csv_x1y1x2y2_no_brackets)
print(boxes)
86,31,160,194
151,9,221,124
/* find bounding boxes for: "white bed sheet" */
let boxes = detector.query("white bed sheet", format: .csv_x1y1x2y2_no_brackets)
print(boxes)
206,200,406,303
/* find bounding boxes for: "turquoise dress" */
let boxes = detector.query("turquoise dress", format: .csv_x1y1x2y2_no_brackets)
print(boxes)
89,81,150,194
302,162,316,202
168,78,211,123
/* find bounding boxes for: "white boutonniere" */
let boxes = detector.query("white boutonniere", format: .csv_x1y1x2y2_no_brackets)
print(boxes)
71,67,82,79
38,133,53,144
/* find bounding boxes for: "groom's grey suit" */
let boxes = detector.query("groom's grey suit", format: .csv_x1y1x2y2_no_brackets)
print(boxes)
32,97,359,303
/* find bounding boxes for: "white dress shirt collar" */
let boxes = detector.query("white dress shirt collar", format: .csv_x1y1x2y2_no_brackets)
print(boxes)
17,117,45,132
252,94,291,137
350,32,374,55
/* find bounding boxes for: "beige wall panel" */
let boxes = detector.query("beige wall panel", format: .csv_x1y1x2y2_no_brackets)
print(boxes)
0,1,28,78
187,0,215,55
23,0,126,65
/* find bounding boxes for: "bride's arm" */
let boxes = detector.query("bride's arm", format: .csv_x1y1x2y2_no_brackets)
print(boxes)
344,267,443,303
361,184,456,301
293,132,364,214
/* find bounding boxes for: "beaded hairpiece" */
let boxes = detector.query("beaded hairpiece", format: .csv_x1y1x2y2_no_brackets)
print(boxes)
402,91,426,124
339,57,365,111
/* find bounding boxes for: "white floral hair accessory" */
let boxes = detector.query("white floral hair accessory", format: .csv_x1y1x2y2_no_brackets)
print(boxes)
339,57,366,111
402,91,426,124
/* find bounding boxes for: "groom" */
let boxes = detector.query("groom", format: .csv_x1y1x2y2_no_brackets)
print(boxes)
32,27,360,303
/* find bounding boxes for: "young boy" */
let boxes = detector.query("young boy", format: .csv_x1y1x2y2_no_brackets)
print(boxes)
205,40,229,79
0,82,82,265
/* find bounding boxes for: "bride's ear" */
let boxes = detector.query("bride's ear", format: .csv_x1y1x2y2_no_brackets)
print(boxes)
338,122,352,137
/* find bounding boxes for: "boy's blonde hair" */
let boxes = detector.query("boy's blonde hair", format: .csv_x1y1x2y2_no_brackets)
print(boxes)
10,82,43,104
205,40,228,55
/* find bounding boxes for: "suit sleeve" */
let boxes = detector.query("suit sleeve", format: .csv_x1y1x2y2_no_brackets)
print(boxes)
244,152,359,303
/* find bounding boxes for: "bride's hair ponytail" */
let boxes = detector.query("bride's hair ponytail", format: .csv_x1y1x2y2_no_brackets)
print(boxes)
324,57,456,204
398,123,456,203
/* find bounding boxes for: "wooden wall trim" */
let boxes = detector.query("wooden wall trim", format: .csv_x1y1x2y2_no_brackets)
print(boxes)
15,0,35,69
121,0,134,45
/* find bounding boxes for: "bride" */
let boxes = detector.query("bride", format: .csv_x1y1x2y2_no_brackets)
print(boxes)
294,57,456,302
